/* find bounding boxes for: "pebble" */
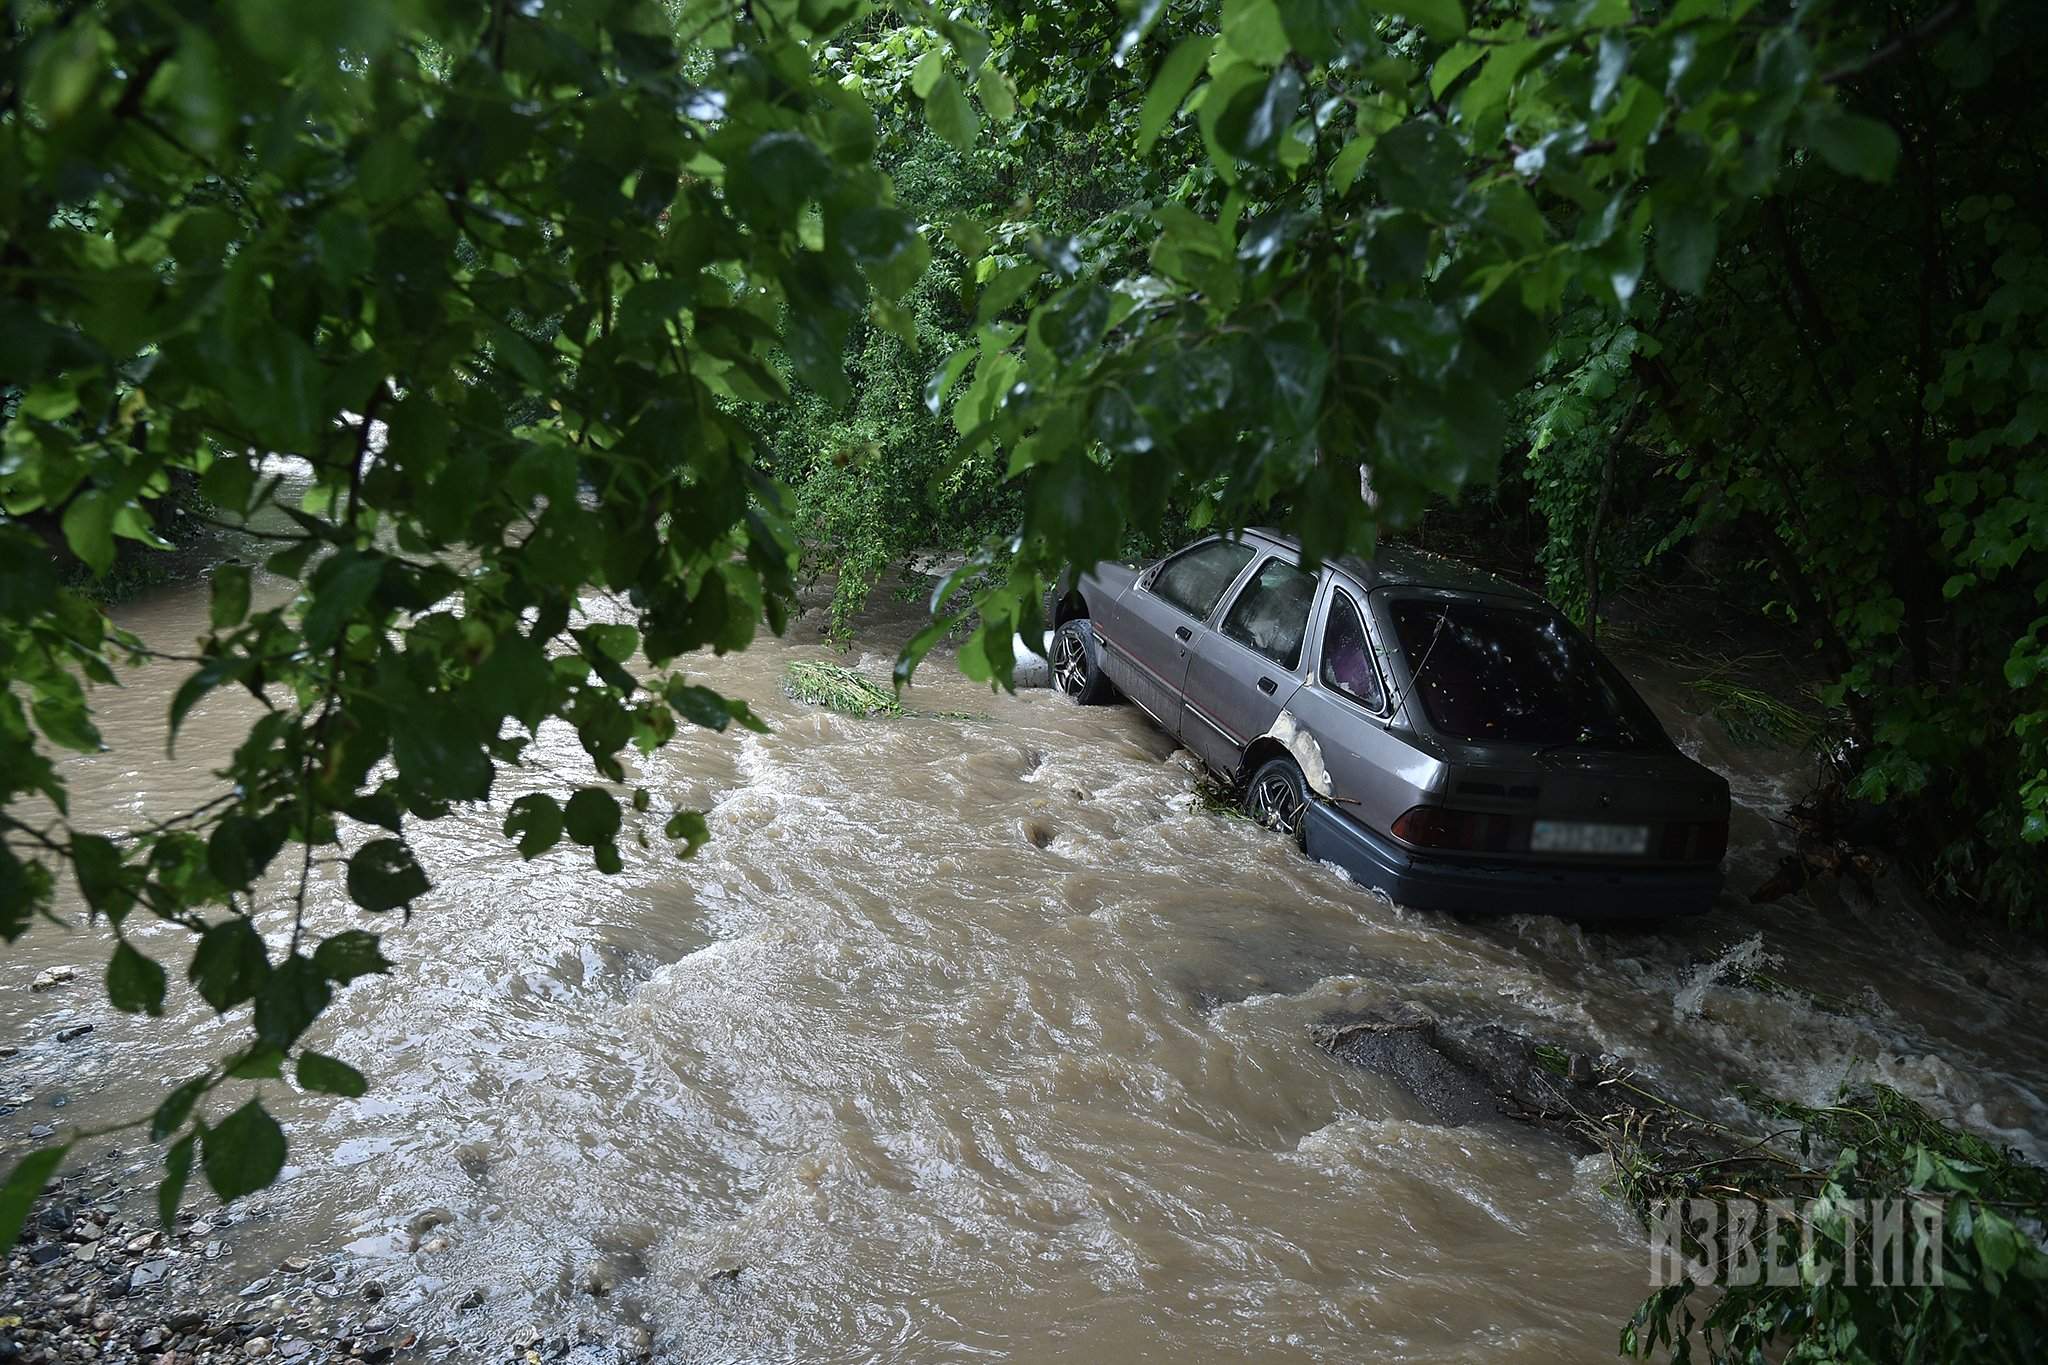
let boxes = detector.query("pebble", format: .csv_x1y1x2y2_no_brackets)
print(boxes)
55,1024,94,1043
30,965,77,990
128,1259,169,1290
71,1241,99,1264
126,1232,163,1253
244,1336,273,1357
281,1256,310,1274
204,1242,224,1260
28,1124,53,1139
278,1339,313,1361
238,1278,273,1298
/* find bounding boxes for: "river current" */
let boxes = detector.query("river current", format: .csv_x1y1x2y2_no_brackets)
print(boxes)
5,520,2045,1361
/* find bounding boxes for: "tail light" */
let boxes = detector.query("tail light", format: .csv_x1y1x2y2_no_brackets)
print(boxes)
1390,805,1513,853
1660,818,1730,863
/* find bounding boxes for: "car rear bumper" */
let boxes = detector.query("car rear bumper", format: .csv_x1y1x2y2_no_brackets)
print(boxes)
1302,801,1721,919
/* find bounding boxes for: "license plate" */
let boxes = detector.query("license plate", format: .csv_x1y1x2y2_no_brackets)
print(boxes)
1530,820,1650,855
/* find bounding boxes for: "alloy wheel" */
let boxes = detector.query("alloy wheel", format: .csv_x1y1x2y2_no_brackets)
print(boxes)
1052,630,1088,696
1249,772,1304,834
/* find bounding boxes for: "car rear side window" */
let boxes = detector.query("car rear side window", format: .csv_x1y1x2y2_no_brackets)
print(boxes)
1319,590,1384,711
1220,558,1318,669
1389,599,1663,749
1151,540,1257,621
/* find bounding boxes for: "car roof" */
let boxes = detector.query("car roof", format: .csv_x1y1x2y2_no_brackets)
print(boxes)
1239,527,1543,604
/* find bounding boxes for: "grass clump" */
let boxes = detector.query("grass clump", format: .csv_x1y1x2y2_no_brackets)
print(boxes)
784,661,903,717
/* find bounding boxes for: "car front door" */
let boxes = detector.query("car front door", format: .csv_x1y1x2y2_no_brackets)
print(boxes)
1179,554,1319,775
1286,581,1430,838
1093,538,1257,732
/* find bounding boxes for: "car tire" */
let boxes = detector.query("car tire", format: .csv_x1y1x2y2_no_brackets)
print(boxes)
1050,619,1116,705
1243,755,1309,843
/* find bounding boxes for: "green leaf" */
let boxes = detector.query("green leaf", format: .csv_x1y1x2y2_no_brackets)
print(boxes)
1653,198,1717,294
1221,0,1290,66
312,929,391,984
664,682,732,731
158,1134,195,1231
1217,64,1303,160
189,917,270,1012
924,72,979,153
61,490,116,577
564,788,622,846
210,562,252,630
1329,135,1373,193
201,1100,286,1203
504,792,565,857
911,47,946,98
0,1144,70,1256
664,809,710,858
1138,37,1213,153
1804,111,1900,182
977,64,1016,122
107,941,167,1015
297,1052,368,1098
345,838,430,912
1376,0,1467,42
253,954,330,1049
72,832,132,918
151,1075,210,1142
592,840,624,875
302,552,384,650
226,1045,285,1080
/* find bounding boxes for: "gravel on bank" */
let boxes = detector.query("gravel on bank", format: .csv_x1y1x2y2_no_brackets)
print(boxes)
2,1146,649,1365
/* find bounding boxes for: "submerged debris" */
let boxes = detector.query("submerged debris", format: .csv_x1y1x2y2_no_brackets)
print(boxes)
784,662,902,717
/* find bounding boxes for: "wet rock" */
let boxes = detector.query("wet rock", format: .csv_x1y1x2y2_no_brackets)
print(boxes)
31,966,77,991
280,1256,309,1274
277,1339,313,1361
237,1278,273,1298
37,1205,69,1234
29,1245,65,1267
54,1025,93,1044
128,1260,170,1290
244,1336,272,1357
1311,1006,1615,1137
126,1232,163,1254
454,1287,485,1312
358,1281,385,1303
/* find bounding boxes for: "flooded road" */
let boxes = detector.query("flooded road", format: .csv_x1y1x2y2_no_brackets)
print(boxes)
6,539,2047,1362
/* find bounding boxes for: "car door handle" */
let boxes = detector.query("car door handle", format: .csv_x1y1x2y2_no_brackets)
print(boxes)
1258,676,1277,695
1174,626,1192,643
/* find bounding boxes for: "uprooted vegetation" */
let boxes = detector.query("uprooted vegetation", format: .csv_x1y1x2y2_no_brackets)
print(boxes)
1313,1010,2048,1362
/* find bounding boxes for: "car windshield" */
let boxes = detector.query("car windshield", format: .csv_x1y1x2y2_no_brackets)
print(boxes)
1389,599,1663,749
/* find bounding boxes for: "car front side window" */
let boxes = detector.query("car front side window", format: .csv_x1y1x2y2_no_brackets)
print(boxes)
1150,540,1257,621
1319,590,1385,712
1219,558,1319,669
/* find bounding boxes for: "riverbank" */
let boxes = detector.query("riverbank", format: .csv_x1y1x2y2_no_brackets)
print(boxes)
2,1147,643,1364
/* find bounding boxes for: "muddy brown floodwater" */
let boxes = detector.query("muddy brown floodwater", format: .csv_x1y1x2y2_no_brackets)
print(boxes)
5,522,2047,1362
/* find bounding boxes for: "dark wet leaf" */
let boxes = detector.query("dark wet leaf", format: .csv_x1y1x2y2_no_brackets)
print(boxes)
189,918,269,1012
107,941,167,1016
345,838,430,912
564,788,621,846
201,1100,286,1203
297,1052,368,1098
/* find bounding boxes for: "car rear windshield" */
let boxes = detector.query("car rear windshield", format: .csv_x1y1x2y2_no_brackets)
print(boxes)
1389,599,1665,749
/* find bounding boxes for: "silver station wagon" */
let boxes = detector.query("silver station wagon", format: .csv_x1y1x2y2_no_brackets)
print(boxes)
1047,529,1729,917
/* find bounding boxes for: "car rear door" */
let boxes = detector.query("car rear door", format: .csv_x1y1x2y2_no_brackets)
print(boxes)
1178,552,1319,775
1092,538,1257,733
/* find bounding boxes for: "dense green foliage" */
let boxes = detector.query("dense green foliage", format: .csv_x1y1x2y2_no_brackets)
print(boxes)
3,2,2045,1355
1615,1085,2048,1363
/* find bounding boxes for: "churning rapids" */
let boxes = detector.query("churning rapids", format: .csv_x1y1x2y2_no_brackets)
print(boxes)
6,530,2047,1361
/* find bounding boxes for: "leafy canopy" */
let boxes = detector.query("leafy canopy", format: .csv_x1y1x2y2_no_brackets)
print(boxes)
1,0,2039,1291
